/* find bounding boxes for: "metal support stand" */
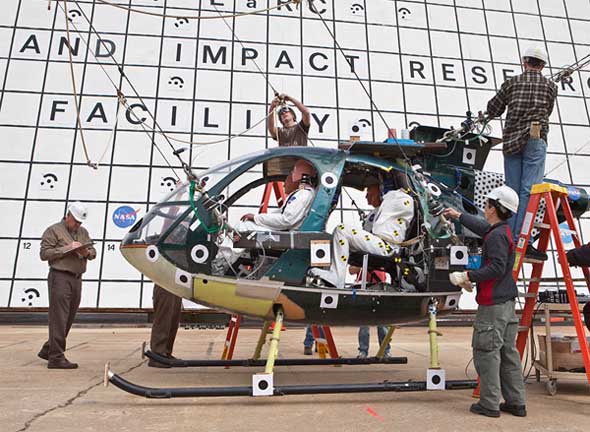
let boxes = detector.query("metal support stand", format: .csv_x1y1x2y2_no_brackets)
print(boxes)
376,326,396,359
252,320,271,360
427,300,445,390
253,308,284,396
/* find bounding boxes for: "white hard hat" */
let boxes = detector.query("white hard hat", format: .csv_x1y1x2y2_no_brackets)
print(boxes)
68,201,88,223
487,186,519,214
522,46,548,64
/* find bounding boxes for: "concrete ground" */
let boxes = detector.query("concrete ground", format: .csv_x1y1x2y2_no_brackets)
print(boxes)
1,325,588,432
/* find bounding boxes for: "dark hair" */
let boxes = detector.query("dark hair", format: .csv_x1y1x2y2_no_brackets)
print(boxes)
488,199,512,221
524,56,545,68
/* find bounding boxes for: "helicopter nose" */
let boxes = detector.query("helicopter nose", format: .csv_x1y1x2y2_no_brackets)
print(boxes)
119,242,193,300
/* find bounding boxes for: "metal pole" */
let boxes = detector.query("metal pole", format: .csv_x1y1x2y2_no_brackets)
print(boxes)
264,308,284,374
376,326,396,359
428,300,440,369
253,320,271,360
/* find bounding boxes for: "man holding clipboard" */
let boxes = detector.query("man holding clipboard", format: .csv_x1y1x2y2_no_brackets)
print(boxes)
38,202,96,369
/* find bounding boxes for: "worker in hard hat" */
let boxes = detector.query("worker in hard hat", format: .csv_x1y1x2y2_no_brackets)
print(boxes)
268,93,311,147
485,46,558,263
38,202,96,369
237,159,317,232
309,179,414,290
444,185,527,419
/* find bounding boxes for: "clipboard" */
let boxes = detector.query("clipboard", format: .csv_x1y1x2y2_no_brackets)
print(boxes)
63,241,94,255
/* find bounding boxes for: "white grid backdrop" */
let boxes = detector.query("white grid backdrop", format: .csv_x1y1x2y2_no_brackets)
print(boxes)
1,0,589,310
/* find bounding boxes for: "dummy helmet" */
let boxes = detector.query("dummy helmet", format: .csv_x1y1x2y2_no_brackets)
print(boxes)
381,176,398,196
68,201,88,223
278,106,297,122
522,46,548,64
487,186,519,214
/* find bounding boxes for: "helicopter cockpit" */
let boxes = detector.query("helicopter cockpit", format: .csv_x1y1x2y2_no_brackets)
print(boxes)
121,146,465,294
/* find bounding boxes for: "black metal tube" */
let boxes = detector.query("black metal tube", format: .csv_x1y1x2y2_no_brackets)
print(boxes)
108,371,476,399
144,350,407,367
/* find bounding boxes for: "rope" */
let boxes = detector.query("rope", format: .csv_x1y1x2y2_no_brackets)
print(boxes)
58,1,181,178
91,90,126,168
62,0,92,167
90,0,300,21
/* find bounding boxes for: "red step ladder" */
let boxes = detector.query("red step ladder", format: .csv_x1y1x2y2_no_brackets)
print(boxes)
512,183,590,384
474,183,590,397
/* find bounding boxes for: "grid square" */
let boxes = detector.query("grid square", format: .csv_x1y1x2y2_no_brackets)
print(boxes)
430,31,461,58
404,84,437,114
0,240,18,278
269,14,301,46
512,0,539,14
21,200,67,238
489,37,520,64
365,0,396,26
398,28,431,56
68,164,110,201
542,17,573,43
514,13,544,40
460,34,491,61
456,8,487,35
485,11,515,37
0,281,10,308
564,0,590,20
427,5,458,32
570,20,590,45
538,1,566,18
367,25,398,53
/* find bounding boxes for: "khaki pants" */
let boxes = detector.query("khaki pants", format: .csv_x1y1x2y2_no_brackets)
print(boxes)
40,269,82,362
150,285,182,356
472,300,526,410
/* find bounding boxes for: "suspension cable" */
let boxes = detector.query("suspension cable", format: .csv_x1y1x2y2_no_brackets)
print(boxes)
87,0,301,21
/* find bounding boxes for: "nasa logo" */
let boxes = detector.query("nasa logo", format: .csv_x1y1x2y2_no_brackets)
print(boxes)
567,186,581,201
112,206,139,228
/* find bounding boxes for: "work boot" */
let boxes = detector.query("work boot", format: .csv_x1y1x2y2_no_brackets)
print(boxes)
47,358,78,369
148,359,172,368
500,403,527,417
525,245,548,262
469,403,500,418
303,346,313,356
37,348,49,361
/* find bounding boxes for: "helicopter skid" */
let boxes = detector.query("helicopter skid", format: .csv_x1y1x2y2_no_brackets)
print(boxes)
104,364,476,398
143,348,408,367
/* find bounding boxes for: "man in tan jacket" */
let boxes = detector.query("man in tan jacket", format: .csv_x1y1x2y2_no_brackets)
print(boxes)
38,202,96,369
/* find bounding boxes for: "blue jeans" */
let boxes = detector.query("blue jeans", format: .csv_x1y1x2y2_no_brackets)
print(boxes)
303,325,325,347
504,138,547,243
358,326,391,355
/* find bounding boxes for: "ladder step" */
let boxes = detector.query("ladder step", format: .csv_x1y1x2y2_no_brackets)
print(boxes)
517,292,538,298
523,257,547,264
518,326,530,333
533,222,551,230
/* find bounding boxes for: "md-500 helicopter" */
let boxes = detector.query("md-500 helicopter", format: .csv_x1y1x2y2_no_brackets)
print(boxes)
106,114,589,398
119,117,589,327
